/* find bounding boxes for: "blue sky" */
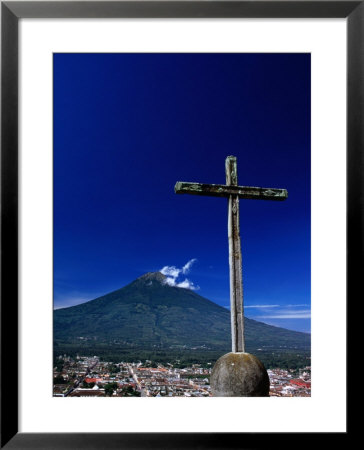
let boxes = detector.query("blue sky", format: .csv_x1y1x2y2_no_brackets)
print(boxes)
54,53,311,333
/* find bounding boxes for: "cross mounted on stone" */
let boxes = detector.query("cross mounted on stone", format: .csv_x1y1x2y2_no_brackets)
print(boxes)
175,156,288,353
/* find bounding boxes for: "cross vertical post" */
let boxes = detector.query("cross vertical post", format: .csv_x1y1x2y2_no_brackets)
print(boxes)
226,156,245,353
175,156,288,365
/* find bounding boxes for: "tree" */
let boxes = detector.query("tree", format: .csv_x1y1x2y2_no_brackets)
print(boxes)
54,375,66,384
104,382,118,397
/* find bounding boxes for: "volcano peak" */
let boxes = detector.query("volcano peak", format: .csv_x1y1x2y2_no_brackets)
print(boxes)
137,271,166,284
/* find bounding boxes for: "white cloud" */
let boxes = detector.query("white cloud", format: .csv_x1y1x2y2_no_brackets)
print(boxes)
257,309,311,319
163,276,177,287
176,278,198,290
247,303,311,320
53,286,109,310
245,304,281,309
182,258,197,274
160,265,181,279
53,295,94,310
159,259,199,290
286,304,310,307
258,313,311,319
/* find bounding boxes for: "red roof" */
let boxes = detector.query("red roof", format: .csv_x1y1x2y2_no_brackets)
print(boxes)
85,378,97,383
290,379,311,388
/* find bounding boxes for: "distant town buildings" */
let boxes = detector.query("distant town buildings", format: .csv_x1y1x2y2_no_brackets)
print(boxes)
268,368,311,397
53,355,311,397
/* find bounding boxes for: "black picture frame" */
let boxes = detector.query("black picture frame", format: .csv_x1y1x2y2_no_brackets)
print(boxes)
1,1,357,448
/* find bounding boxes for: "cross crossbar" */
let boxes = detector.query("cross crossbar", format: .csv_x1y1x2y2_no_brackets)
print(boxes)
175,181,288,200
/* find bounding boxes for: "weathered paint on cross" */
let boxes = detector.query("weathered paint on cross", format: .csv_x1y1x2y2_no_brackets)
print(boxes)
174,182,287,201
175,156,288,353
226,156,244,352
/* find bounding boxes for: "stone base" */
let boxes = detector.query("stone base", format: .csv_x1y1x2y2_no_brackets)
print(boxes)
210,352,270,397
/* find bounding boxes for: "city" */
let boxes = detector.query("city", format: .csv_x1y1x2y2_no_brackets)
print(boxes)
53,355,311,397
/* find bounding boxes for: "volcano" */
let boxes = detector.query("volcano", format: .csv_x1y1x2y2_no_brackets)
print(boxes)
54,272,310,360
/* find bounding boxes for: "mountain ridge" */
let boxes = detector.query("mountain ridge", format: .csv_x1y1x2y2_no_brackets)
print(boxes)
54,272,310,358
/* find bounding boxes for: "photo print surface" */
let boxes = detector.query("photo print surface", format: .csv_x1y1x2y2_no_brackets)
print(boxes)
53,53,311,397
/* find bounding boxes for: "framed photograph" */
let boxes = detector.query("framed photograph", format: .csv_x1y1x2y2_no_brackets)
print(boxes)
1,1,356,448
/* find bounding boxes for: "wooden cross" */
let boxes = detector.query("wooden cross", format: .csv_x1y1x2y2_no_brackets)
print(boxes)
175,156,288,353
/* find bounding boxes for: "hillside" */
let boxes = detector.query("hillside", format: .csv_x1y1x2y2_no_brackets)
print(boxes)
54,272,310,367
